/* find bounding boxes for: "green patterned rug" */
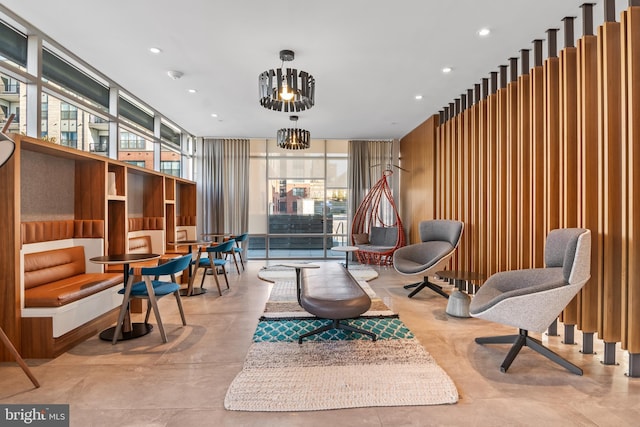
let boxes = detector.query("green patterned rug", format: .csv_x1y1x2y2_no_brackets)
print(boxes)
224,263,458,411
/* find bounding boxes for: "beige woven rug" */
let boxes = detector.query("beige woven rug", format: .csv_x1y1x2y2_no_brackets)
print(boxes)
224,264,458,411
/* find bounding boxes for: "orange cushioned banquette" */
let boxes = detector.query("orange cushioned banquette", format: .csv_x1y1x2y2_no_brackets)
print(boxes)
23,246,122,307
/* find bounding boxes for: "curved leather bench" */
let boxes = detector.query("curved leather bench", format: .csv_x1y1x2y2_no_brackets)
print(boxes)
298,263,375,343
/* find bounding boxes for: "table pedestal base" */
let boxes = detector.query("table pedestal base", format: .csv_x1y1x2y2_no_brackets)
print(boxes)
180,288,207,296
99,323,153,341
445,290,471,318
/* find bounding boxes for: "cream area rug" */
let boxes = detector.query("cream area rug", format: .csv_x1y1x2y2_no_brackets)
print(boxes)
224,264,458,411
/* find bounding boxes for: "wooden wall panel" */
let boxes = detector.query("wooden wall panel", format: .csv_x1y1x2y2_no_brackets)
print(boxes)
517,74,532,269
597,21,623,344
622,7,640,353
398,116,437,244
560,46,580,325
530,66,546,268
577,34,600,333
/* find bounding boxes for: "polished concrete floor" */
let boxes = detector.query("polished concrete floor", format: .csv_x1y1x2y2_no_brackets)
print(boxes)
1,261,638,426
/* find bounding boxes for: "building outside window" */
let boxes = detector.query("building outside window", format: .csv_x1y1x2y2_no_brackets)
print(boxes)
60,131,77,148
120,131,146,150
160,160,180,177
125,160,145,168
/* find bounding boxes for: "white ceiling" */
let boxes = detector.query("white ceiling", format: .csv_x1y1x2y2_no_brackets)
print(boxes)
0,0,622,140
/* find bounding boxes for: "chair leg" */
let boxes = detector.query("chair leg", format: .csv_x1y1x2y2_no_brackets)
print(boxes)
144,277,167,343
500,334,526,373
212,268,223,296
475,330,583,375
174,291,187,326
113,276,135,345
238,250,245,271
406,277,449,299
0,327,39,388
221,265,230,289
525,334,583,375
298,319,377,344
229,252,240,274
144,302,152,324
199,266,208,289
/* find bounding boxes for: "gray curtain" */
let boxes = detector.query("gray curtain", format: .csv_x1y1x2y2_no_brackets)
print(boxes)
196,138,250,236
348,140,394,233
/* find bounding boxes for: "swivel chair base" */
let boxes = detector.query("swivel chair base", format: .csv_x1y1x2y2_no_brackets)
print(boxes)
475,329,583,375
404,276,450,299
298,319,377,344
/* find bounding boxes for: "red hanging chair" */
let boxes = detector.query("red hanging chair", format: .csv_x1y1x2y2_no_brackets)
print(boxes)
351,169,405,265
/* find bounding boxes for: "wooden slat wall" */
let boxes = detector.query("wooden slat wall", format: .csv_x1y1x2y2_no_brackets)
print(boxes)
398,4,640,364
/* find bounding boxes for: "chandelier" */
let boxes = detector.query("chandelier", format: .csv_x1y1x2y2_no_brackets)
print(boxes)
259,50,315,112
277,115,310,150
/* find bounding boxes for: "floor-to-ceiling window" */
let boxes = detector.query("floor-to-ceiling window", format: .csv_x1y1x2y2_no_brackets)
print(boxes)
248,138,348,259
0,17,194,180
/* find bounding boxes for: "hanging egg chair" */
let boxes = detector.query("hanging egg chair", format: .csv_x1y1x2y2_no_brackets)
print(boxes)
351,169,405,265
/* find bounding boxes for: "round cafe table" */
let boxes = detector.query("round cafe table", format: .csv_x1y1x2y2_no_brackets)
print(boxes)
331,245,359,268
436,270,486,318
90,253,161,341
167,240,209,296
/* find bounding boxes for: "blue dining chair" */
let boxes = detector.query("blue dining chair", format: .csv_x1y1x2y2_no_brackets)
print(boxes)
113,253,192,344
192,239,235,295
225,233,248,273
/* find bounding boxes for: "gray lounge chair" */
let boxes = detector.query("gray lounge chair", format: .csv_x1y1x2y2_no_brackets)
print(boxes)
469,228,591,375
393,220,464,298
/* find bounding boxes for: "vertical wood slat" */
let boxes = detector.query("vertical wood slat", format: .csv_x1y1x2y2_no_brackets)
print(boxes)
471,101,481,275
496,88,509,272
461,108,472,271
597,21,623,343
451,113,460,269
544,57,561,238
477,99,489,276
517,74,532,269
622,7,640,353
486,93,498,276
577,34,600,333
530,65,546,268
0,141,20,360
506,81,519,271
560,45,580,325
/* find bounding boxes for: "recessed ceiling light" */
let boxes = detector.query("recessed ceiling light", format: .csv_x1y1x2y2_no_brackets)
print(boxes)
211,113,218,118
188,89,197,94
149,47,162,54
415,95,423,100
442,67,452,74
478,28,491,37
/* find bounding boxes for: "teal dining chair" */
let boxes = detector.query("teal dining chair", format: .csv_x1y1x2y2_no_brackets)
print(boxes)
113,253,192,344
192,239,235,295
225,233,248,273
